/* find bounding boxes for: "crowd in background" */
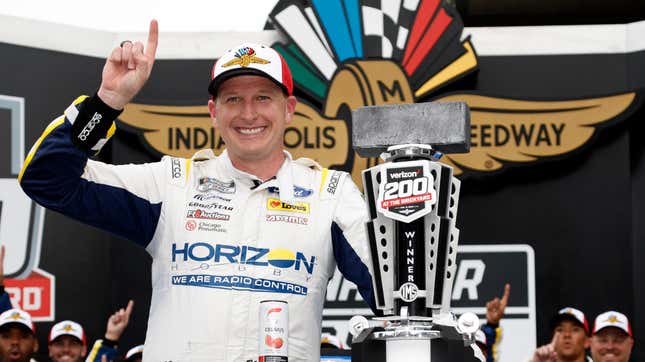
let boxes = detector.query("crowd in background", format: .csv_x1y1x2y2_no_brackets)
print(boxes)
0,237,636,362
0,237,635,362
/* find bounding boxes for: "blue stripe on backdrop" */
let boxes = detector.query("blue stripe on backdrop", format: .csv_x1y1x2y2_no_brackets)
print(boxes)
312,0,363,61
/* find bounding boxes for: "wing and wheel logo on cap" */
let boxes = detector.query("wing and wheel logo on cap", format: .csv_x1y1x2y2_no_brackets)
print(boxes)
222,47,270,68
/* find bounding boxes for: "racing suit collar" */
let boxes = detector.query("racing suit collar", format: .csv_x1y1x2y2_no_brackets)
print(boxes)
219,149,296,204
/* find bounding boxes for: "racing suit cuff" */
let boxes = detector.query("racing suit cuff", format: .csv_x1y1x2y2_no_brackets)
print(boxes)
70,93,122,153
102,338,118,348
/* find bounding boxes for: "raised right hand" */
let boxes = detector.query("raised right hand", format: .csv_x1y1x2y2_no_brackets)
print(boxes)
532,332,559,362
97,20,158,110
105,299,135,341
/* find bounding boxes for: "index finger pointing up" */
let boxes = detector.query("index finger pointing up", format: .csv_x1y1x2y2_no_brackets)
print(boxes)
500,283,511,306
550,331,560,347
146,19,159,63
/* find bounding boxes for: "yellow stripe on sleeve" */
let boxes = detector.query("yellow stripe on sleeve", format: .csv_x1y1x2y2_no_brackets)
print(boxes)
319,168,329,193
18,116,65,182
85,339,103,362
186,159,192,182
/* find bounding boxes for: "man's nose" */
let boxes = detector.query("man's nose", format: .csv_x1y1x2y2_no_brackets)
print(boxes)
240,100,258,120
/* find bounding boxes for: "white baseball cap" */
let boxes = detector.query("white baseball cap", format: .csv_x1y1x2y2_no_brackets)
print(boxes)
593,311,632,336
48,320,86,345
0,309,35,334
552,307,589,335
209,43,294,96
125,344,144,360
320,333,343,350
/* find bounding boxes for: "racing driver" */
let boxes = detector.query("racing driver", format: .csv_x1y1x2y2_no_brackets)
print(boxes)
19,20,377,362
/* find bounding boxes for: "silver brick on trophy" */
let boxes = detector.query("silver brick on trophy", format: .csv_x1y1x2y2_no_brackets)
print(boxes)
350,102,484,362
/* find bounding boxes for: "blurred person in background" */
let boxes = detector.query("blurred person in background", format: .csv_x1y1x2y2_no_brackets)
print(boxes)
48,321,86,362
481,283,510,361
0,309,38,362
85,301,134,362
531,307,591,362
123,345,143,362
590,311,634,362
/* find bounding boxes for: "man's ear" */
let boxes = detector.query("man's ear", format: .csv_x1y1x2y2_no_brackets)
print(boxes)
284,96,298,125
81,344,87,357
208,98,218,128
32,338,39,353
584,336,590,349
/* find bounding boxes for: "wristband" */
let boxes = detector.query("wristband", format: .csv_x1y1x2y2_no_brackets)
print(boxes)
70,94,122,153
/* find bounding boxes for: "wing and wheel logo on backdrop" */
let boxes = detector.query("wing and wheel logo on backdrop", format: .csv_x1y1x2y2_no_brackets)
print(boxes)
118,0,637,184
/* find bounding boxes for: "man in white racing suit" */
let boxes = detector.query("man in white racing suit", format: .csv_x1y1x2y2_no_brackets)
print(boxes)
19,21,376,361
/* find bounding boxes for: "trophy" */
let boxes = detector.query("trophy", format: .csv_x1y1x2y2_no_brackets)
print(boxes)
350,102,484,362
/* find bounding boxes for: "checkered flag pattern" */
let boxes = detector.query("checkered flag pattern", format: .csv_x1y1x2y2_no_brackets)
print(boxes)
361,0,420,59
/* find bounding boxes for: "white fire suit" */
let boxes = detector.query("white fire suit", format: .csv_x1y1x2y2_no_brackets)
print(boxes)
19,95,377,362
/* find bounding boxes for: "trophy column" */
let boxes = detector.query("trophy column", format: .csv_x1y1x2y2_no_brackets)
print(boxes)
350,102,484,362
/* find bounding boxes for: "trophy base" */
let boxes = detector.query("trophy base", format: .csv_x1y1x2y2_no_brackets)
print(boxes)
352,327,483,362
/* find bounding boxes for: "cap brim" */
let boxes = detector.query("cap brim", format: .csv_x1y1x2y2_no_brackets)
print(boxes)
208,68,289,96
594,325,630,336
0,322,34,335
126,352,143,361
50,334,83,344
551,314,587,334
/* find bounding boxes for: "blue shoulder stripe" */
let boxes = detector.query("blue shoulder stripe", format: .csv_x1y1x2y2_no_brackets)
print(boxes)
20,109,161,247
331,222,376,312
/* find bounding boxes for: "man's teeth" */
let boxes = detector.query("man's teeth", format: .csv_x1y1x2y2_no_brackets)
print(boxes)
239,127,264,135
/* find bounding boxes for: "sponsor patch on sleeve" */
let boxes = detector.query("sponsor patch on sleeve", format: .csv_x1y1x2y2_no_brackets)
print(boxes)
319,169,346,200
167,157,189,187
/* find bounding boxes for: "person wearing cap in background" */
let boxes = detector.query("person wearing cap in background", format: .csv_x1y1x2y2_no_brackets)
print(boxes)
85,300,134,362
590,311,634,362
320,333,347,362
0,309,38,362
480,283,511,362
48,320,86,362
531,307,591,362
18,20,377,361
124,345,143,362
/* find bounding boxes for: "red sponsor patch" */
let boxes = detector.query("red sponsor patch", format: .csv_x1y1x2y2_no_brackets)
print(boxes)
185,220,197,231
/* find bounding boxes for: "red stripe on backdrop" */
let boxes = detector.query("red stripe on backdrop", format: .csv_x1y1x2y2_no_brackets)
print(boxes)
404,8,453,76
402,0,440,65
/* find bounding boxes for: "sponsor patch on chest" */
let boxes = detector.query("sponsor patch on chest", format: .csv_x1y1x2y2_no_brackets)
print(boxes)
266,198,310,214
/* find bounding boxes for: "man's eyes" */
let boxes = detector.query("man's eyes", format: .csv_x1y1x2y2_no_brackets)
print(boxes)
223,95,271,102
225,96,241,103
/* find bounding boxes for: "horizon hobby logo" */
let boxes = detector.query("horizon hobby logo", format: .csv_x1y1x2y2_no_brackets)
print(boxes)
222,47,270,68
172,242,316,274
117,0,637,181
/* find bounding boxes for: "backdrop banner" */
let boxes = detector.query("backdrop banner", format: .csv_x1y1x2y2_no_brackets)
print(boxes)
0,14,643,361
